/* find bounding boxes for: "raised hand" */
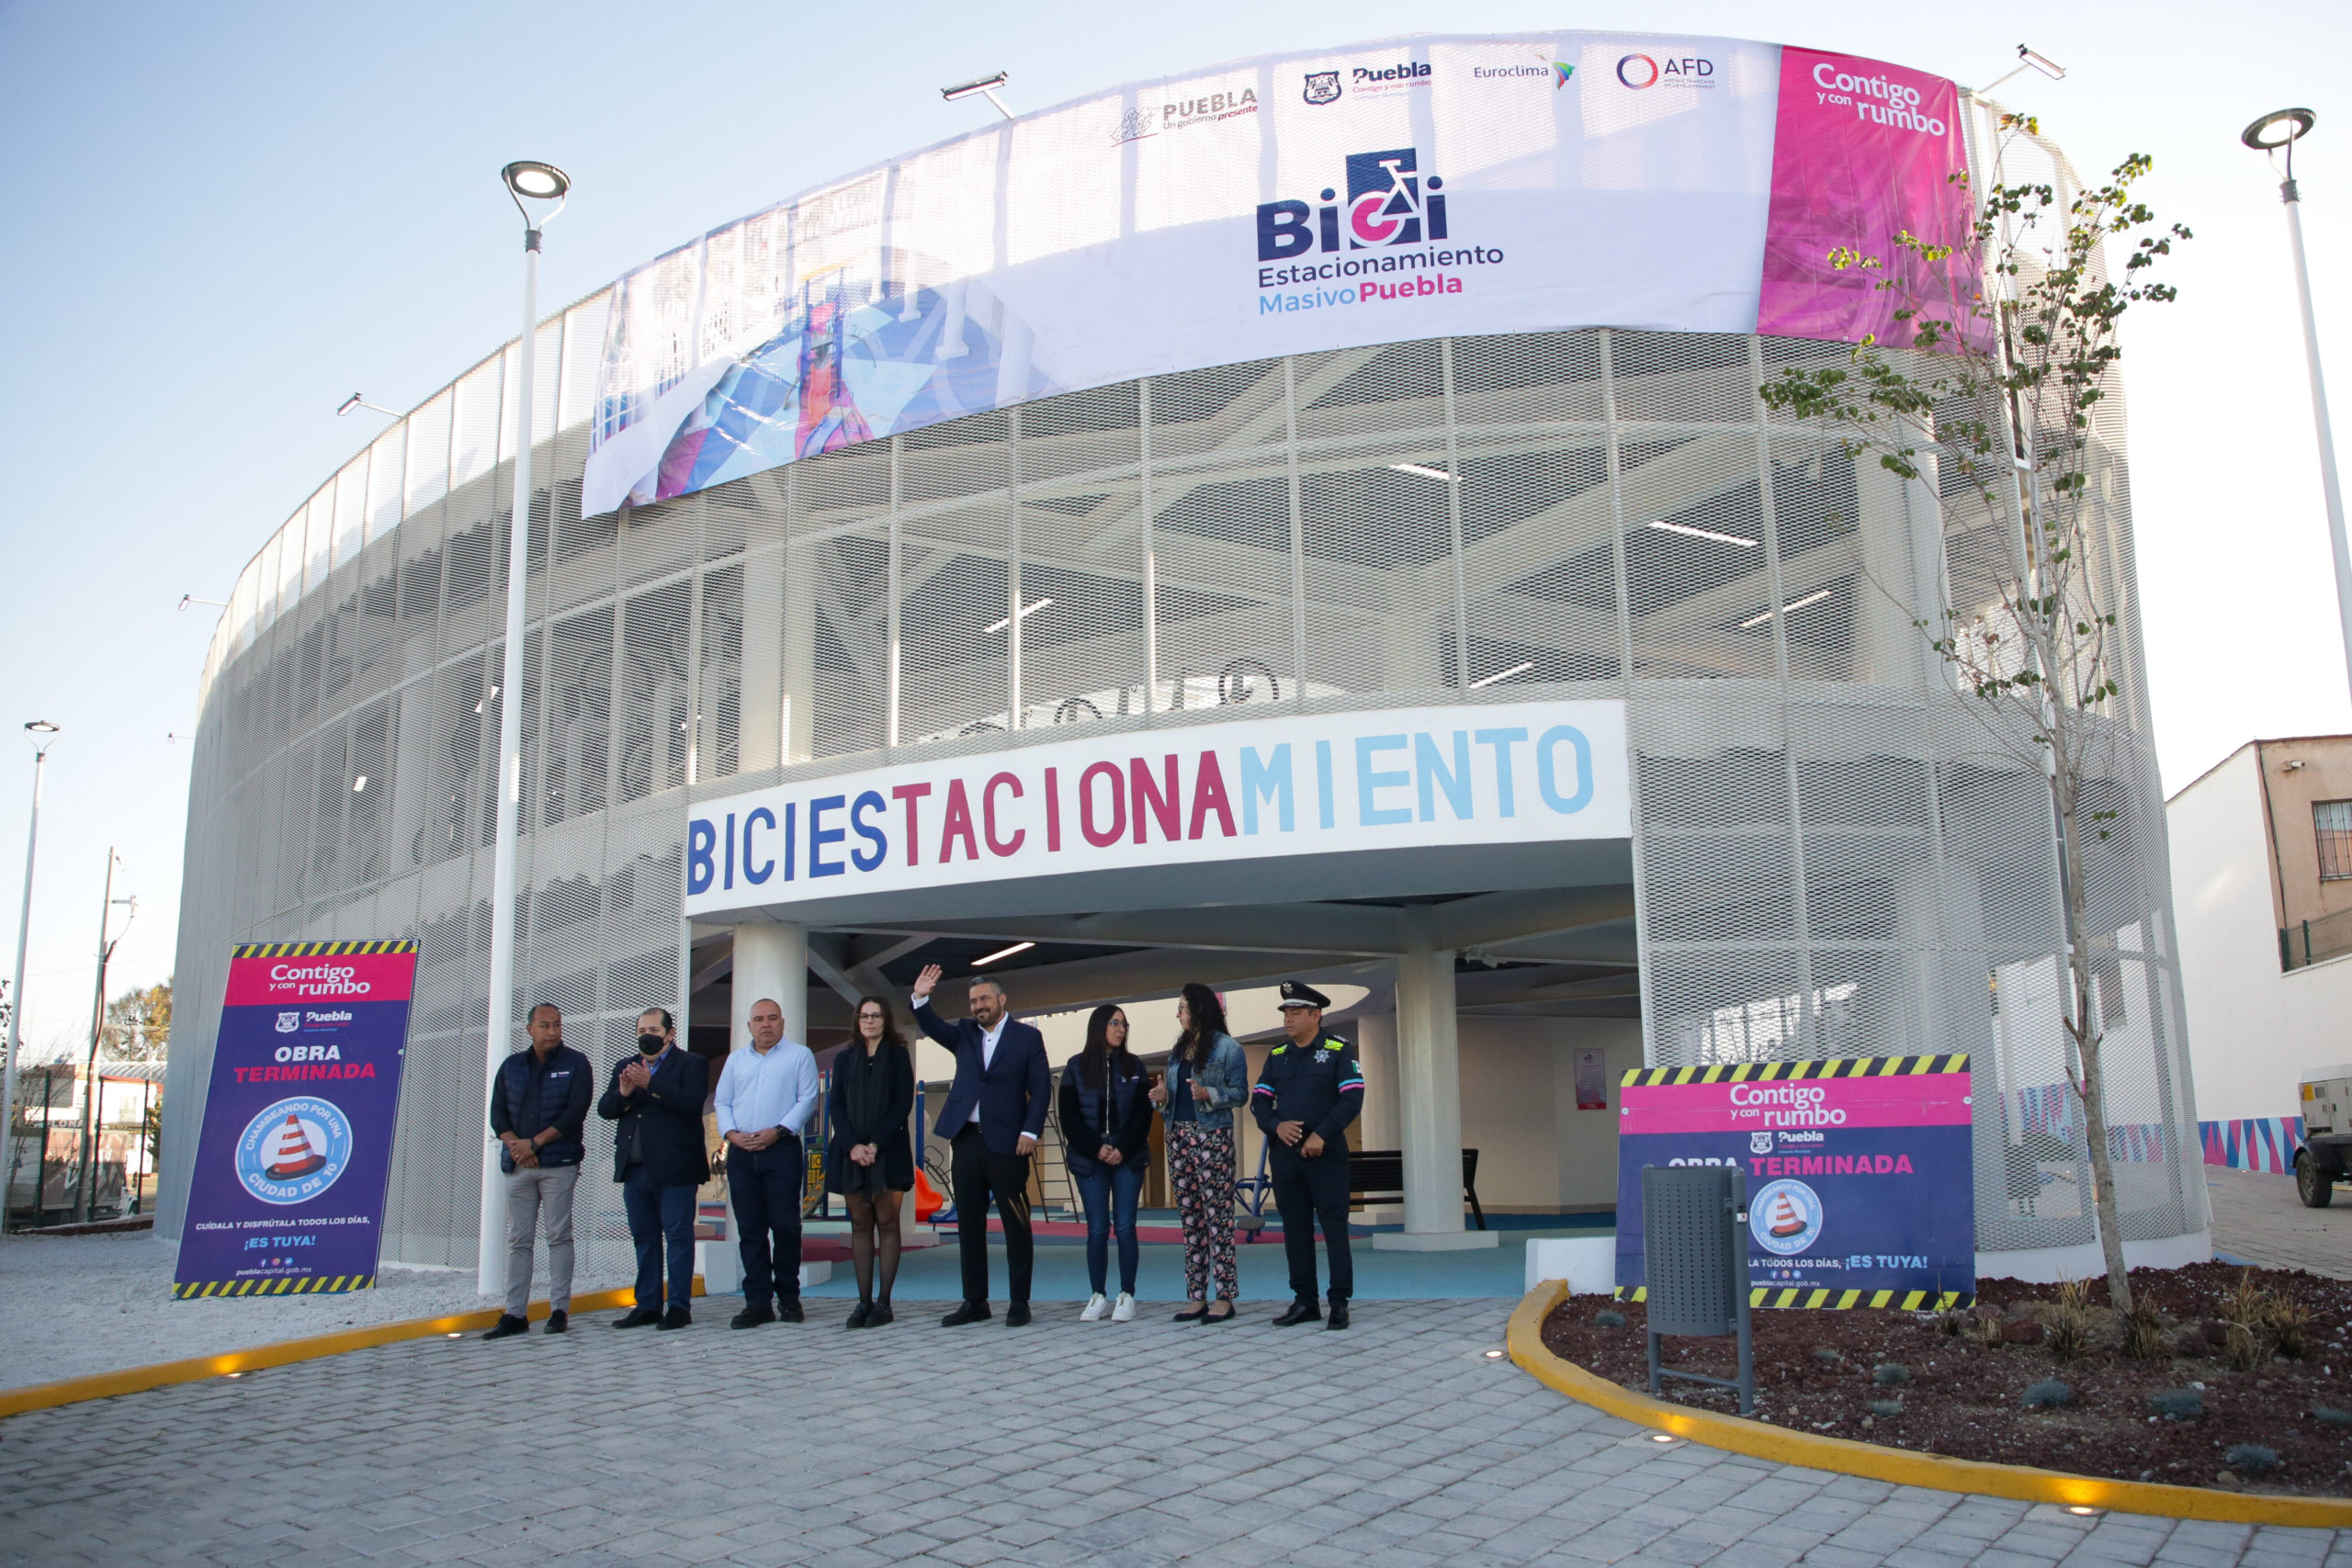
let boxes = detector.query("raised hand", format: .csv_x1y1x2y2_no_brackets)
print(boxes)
912,963,944,1004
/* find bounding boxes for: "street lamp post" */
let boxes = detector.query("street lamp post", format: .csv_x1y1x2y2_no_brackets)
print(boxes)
2245,108,2352,699
74,852,131,1223
478,160,570,1295
4,720,59,1226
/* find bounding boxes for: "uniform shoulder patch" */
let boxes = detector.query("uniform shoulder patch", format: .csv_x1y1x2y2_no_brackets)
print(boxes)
1270,1045,1288,1056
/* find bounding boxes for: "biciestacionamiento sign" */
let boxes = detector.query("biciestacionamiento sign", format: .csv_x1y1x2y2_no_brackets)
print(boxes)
174,942,415,1298
584,31,1980,517
684,700,1628,915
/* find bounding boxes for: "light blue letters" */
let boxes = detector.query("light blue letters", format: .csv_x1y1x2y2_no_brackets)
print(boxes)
1240,745,1294,834
1415,731,1472,821
1357,735,1410,826
1536,726,1593,814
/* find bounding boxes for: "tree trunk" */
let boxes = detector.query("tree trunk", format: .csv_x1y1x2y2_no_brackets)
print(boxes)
2057,772,2134,1314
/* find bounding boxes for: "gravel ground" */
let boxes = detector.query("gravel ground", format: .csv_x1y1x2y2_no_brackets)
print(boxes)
0,1231,634,1390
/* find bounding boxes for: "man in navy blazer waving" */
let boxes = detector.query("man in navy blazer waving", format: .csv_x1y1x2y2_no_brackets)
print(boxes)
912,963,1048,1326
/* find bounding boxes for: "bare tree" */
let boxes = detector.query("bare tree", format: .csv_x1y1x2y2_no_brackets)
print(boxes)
1759,117,2188,1312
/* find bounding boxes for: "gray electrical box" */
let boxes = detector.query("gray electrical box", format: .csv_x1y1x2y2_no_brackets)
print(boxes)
1640,1164,1755,1414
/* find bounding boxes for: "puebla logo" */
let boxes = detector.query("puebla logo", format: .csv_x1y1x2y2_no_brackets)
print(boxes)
1303,70,1340,106
234,1096,353,1206
1749,1178,1825,1256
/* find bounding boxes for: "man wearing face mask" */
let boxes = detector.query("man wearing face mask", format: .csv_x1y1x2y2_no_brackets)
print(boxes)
598,1007,710,1329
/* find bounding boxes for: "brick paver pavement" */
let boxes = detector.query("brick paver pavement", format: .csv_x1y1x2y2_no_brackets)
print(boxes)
2,1299,2345,1567
2206,1167,2352,1280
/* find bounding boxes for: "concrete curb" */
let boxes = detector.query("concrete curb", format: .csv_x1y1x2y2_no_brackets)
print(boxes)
0,1279,703,1422
1507,1281,2352,1528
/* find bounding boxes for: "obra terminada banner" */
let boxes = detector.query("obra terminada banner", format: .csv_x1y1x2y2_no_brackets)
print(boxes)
684,701,1628,914
584,30,1980,517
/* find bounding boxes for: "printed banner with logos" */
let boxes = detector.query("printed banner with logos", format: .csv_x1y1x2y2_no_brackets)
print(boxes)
684,700,1627,915
583,30,1977,517
1611,1055,1976,1310
173,942,415,1299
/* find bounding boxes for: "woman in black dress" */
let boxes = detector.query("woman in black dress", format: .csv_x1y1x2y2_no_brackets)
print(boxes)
824,994,916,1327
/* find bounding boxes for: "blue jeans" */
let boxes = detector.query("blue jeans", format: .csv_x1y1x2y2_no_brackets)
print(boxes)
1075,1160,1145,1295
622,1168,696,1311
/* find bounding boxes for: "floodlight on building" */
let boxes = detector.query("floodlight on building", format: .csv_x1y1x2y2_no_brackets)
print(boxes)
944,73,1014,121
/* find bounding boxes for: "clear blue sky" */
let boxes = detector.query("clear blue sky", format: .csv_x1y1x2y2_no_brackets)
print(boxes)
2,0,2346,1059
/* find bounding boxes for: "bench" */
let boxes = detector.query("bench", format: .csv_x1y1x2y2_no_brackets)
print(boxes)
1348,1148,1487,1231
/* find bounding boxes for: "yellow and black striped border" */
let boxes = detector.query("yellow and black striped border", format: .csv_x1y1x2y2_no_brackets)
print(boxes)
232,940,416,958
1612,1284,1972,1311
1621,1054,1968,1087
174,1276,374,1299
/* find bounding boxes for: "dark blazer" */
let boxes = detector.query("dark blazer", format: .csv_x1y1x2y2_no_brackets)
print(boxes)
1057,1053,1155,1179
597,1048,711,1186
823,1041,917,1193
914,999,1048,1156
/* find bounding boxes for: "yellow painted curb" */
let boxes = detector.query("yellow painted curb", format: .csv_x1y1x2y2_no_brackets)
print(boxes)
0,1277,705,1422
1508,1281,2352,1529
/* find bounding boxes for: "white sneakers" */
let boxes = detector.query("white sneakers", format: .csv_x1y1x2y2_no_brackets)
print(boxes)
1112,1292,1136,1322
1080,1292,1108,1321
1080,1292,1139,1322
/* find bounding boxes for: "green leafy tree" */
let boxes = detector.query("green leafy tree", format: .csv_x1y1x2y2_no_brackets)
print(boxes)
103,979,172,1063
1758,117,2189,1313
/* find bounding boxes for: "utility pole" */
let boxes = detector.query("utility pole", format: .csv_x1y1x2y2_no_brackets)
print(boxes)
74,851,131,1224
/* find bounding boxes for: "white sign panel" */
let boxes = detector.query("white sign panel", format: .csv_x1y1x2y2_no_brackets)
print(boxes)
684,701,1627,915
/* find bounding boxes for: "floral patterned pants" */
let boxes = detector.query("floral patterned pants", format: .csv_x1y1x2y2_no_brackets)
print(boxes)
1168,1122,1238,1302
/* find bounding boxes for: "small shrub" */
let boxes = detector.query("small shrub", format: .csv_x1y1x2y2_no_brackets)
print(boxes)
2223,1320,2269,1372
1866,1399,1904,1418
2020,1379,2075,1410
2224,1444,2280,1478
2313,1405,2352,1429
1594,1310,1625,1328
2045,1280,2094,1362
1871,1363,1913,1387
2121,1302,2168,1361
2150,1389,2205,1421
2265,1295,2311,1359
1812,1345,1843,1365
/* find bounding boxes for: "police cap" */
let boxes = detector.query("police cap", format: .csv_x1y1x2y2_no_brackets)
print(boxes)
1276,981,1332,1010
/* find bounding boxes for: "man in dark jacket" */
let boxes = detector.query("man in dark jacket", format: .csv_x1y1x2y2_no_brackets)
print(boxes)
911,964,1048,1327
483,1003,593,1340
598,1007,710,1329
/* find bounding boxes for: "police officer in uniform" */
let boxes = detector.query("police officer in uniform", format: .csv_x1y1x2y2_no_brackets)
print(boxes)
1250,982,1363,1330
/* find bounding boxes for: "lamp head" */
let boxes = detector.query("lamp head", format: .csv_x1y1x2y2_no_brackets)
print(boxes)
500,160,571,242
24,720,60,735
2243,107,2316,152
2018,46,2066,81
941,72,1009,103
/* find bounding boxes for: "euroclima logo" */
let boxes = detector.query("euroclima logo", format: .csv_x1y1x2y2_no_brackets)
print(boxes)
1615,52,1715,89
1254,147,1506,311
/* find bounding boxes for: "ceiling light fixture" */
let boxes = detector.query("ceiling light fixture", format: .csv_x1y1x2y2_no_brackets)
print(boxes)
1649,519,1758,547
971,941,1035,968
985,597,1052,635
1388,462,1455,482
1468,661,1534,690
1741,588,1834,629
352,775,368,793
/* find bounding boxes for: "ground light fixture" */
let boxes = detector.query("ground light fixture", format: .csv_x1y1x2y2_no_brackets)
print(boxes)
478,159,571,1296
1483,1348,1507,1359
2243,107,2352,699
2065,1506,2102,1517
944,72,1014,121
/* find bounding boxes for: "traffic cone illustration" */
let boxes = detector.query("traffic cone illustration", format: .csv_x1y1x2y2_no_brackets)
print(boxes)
1767,1190,1807,1238
264,1114,328,1179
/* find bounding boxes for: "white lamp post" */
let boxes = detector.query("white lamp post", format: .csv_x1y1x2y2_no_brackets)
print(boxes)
4,720,59,1219
2245,108,2352,699
478,160,569,1294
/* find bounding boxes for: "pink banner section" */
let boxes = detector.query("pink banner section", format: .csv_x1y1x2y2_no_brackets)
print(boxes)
223,951,414,1008
1622,1071,1973,1136
1757,47,1984,351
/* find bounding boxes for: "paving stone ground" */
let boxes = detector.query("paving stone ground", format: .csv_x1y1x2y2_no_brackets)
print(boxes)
3,1298,2346,1568
2204,1168,2352,1280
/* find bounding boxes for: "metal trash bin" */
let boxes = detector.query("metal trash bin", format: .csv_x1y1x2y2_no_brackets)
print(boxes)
1640,1163,1755,1414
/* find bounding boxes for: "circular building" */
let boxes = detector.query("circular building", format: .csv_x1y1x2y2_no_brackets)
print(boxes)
163,30,2207,1291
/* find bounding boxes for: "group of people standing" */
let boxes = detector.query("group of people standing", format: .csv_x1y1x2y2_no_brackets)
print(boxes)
480,969,1365,1340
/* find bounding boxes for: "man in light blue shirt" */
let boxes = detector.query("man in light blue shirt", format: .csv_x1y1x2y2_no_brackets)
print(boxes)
715,997,820,1326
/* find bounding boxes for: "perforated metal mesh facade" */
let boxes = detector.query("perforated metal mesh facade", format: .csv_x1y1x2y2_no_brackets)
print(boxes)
164,129,2202,1267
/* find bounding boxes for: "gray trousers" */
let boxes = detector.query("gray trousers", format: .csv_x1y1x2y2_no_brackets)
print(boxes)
503,1162,580,1316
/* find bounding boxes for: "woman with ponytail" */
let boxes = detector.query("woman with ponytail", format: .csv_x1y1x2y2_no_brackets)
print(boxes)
1149,983,1247,1322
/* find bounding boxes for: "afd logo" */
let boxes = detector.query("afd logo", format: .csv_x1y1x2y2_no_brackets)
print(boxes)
1257,148,1448,262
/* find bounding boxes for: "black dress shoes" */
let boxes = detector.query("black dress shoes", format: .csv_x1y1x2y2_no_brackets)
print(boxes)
729,1303,775,1329
1005,1303,1032,1327
1204,1303,1238,1325
481,1314,528,1340
543,1310,568,1334
866,1302,894,1327
1171,1303,1209,1323
776,1299,804,1324
940,1300,992,1326
657,1304,692,1330
613,1306,662,1329
846,1301,873,1329
1270,1298,1323,1326
1325,1298,1351,1331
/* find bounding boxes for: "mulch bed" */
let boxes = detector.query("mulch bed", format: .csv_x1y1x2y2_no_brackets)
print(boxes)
1541,1262,2352,1495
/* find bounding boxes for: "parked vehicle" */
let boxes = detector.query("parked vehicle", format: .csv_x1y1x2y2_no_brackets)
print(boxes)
2294,1066,2352,1208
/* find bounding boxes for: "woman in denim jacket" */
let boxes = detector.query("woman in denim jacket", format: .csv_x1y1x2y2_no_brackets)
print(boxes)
1149,982,1249,1322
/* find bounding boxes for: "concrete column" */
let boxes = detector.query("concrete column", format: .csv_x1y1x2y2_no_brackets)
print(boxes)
1852,457,1938,688
1376,918,1496,1251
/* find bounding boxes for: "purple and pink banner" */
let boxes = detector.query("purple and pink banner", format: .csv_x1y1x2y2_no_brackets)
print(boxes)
1615,1055,1977,1306
174,942,414,1298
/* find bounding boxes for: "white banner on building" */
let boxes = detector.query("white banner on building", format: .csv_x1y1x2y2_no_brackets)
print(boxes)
684,700,1628,915
585,30,1973,517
